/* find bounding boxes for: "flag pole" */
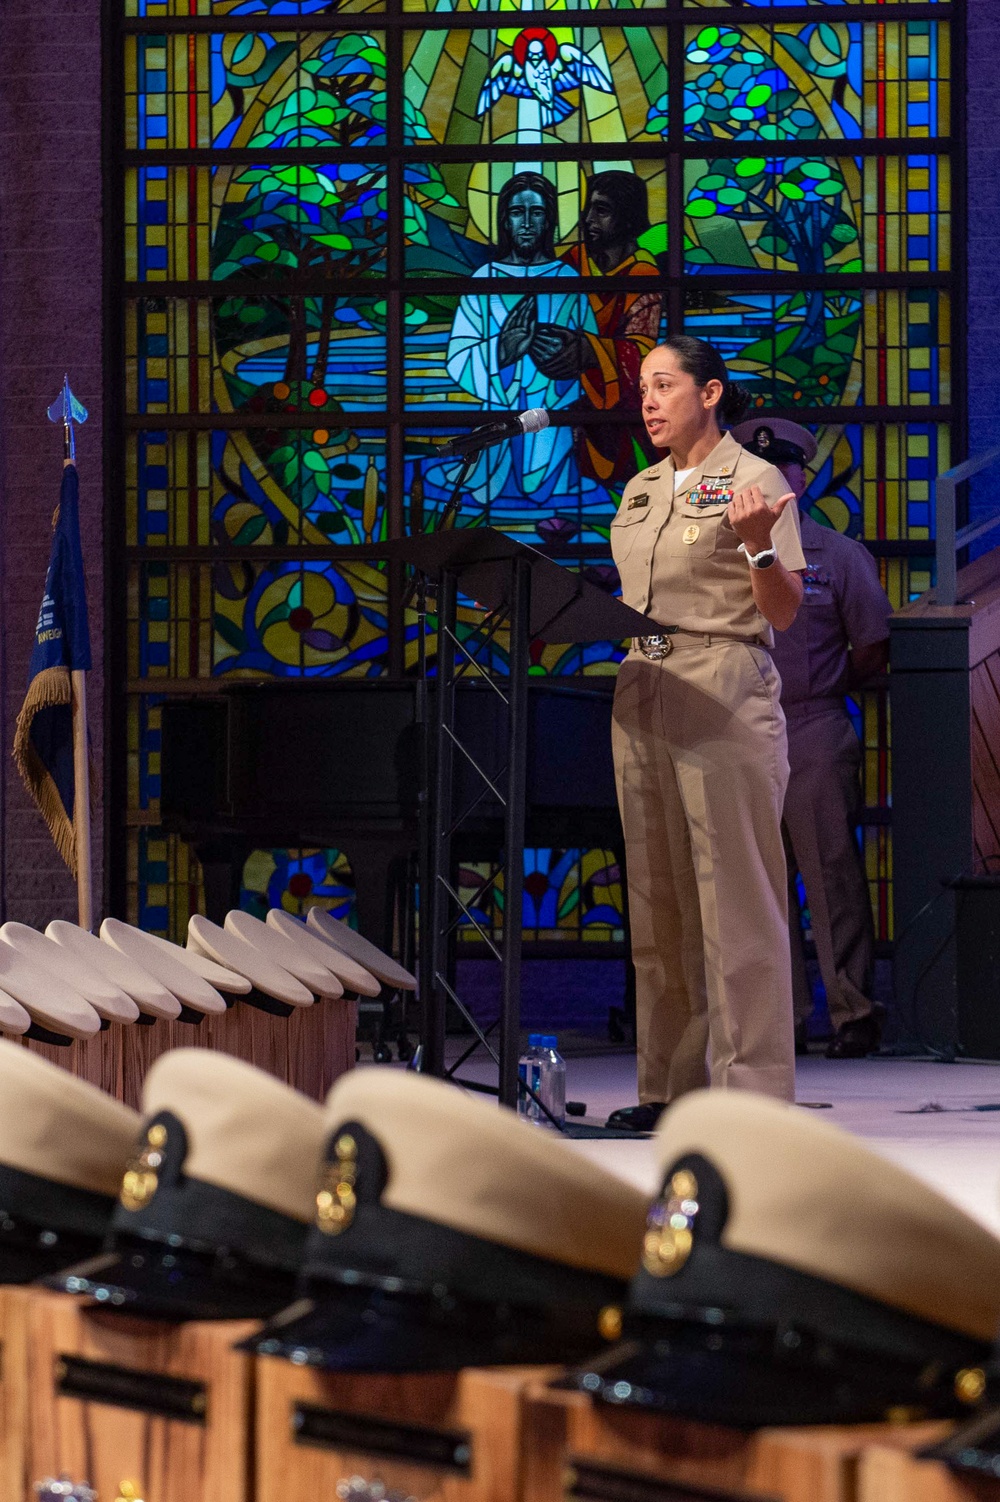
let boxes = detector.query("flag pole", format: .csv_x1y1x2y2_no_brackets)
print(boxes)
71,663,93,932
53,381,93,932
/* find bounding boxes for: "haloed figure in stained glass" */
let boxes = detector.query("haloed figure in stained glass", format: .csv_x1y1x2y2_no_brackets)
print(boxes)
446,172,598,515
540,171,663,486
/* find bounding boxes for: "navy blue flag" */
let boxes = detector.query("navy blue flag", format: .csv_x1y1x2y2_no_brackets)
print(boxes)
13,463,93,874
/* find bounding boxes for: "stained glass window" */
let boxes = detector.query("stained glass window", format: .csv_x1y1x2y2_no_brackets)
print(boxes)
114,0,958,948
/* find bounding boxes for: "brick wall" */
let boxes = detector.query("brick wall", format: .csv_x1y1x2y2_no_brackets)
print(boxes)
0,0,104,926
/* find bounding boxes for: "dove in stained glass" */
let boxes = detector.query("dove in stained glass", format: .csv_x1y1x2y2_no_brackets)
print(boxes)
476,28,613,130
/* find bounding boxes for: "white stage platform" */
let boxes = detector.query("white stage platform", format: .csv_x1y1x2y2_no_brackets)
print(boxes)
450,1051,1000,1236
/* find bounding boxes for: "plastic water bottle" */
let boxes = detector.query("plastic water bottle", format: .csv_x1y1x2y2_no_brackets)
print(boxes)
518,1034,566,1128
518,1034,545,1123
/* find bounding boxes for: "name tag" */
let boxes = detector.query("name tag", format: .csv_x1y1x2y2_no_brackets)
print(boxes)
627,493,649,511
688,478,734,509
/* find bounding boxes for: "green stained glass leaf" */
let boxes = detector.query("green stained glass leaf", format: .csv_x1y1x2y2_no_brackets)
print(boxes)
314,511,350,537
558,890,580,921
696,28,720,47
231,515,268,547
735,158,767,179
214,614,247,652
257,601,292,634
817,24,846,62
778,182,805,200
777,35,814,74
231,35,257,67
831,223,858,243
716,187,746,207
688,199,716,219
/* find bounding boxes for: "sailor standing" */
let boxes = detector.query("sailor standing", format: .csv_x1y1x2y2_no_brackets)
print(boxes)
607,337,805,1132
733,418,891,1060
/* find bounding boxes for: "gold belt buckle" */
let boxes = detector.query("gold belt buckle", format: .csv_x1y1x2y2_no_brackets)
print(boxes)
637,634,673,660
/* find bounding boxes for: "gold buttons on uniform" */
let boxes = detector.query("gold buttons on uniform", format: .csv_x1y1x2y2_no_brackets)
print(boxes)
682,525,700,545
597,1305,623,1342
642,1168,700,1278
316,1131,358,1235
119,1123,167,1212
671,1169,698,1200
955,1366,987,1405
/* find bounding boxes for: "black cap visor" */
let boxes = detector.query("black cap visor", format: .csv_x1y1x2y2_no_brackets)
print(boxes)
46,1233,300,1323
568,1312,988,1429
0,1164,117,1285
242,1279,617,1373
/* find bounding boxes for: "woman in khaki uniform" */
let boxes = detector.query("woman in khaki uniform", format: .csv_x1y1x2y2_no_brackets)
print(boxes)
607,336,805,1132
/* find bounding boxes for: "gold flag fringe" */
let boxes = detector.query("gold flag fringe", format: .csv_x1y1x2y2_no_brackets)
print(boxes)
13,665,78,876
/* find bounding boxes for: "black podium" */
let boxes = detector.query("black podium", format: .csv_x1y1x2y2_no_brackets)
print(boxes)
402,528,657,1111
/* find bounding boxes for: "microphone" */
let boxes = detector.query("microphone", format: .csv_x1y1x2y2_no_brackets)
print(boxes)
437,409,550,458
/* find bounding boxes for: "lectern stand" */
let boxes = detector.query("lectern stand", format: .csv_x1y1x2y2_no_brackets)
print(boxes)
402,528,656,1111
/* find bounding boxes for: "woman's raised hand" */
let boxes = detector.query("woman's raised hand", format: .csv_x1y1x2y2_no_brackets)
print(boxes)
726,485,795,555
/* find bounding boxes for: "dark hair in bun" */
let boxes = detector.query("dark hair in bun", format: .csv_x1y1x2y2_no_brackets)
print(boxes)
657,335,752,427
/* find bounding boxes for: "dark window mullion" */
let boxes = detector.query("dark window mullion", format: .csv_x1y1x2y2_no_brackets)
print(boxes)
385,11,406,677
120,6,955,36
667,11,686,335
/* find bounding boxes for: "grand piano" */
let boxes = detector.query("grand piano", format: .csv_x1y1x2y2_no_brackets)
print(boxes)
159,677,627,967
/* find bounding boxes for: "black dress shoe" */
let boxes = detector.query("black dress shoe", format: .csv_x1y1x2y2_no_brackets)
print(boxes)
794,1020,809,1056
605,1102,667,1132
825,1014,881,1060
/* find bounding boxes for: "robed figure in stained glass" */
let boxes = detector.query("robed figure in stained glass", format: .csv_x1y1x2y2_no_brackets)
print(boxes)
446,172,598,514
536,172,662,486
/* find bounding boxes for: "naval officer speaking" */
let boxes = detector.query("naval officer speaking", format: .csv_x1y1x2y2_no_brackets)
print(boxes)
607,336,806,1133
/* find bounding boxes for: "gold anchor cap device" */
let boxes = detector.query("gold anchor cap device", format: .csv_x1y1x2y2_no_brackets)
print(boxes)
47,1048,326,1320
571,1089,1000,1428
244,1067,649,1373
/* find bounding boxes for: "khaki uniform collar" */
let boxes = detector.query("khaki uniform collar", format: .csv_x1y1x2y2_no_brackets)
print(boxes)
664,431,742,501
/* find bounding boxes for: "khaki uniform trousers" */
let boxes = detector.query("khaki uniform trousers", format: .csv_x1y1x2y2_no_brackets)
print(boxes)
613,639,795,1105
783,703,875,1030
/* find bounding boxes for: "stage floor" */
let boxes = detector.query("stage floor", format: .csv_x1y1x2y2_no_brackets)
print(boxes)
449,1050,1000,1235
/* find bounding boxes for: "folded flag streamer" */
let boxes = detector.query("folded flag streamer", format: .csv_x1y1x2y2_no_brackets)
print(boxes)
13,461,93,875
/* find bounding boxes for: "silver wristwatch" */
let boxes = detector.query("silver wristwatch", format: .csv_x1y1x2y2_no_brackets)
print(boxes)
738,543,777,571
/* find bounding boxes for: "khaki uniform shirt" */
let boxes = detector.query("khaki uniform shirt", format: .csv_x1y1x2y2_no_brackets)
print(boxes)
771,513,891,710
611,431,806,648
